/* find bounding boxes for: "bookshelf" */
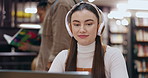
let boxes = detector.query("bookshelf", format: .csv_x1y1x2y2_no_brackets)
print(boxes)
108,18,129,60
0,52,37,70
128,17,148,78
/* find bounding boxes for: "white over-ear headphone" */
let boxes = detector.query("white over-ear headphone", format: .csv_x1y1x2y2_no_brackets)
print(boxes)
65,2,105,37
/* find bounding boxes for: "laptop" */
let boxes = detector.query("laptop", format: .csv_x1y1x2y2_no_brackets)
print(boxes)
0,70,91,78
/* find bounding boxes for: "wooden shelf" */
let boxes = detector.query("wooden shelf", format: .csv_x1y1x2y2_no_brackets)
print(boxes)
0,62,31,65
138,70,148,74
110,32,127,34
0,52,37,70
110,43,123,45
137,56,148,58
135,56,148,60
136,41,148,44
0,52,37,56
136,26,148,28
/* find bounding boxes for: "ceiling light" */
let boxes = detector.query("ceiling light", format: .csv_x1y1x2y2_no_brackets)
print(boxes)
88,0,95,2
25,8,37,13
117,0,148,10
121,19,129,25
136,12,148,18
19,24,41,29
108,10,131,19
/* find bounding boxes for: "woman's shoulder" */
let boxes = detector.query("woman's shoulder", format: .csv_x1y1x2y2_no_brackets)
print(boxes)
59,49,69,54
106,45,121,52
105,45,123,57
104,45,125,66
53,49,69,63
56,49,69,58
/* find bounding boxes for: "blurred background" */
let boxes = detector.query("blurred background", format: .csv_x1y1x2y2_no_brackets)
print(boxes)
0,0,148,78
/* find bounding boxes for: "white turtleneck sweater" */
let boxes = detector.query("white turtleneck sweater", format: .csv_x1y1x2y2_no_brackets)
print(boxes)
48,42,129,78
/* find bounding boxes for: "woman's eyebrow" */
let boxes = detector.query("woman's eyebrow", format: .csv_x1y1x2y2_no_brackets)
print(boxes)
85,19,94,22
72,20,80,23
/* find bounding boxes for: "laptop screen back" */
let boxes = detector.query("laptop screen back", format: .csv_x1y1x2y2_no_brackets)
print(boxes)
0,70,91,78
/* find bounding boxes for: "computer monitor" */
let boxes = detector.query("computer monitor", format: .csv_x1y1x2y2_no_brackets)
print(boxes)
0,70,91,78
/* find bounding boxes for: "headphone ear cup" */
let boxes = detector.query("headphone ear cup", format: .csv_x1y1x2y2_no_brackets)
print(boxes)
98,22,105,36
97,8,105,36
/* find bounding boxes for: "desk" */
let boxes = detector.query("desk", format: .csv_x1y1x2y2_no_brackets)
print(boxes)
0,52,37,70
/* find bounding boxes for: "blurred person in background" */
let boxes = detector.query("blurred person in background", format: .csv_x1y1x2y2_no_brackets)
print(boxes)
36,0,83,71
18,1,48,70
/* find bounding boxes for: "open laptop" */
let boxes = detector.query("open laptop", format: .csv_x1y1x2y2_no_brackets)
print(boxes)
0,70,91,78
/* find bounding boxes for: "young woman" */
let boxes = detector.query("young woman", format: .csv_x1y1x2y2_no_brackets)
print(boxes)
48,2,129,78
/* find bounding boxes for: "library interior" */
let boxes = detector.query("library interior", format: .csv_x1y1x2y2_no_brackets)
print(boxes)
0,0,148,78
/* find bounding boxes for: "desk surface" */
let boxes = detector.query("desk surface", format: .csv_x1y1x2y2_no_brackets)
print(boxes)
0,52,37,56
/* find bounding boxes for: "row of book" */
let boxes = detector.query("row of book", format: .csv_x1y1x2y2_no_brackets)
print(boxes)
135,60,148,72
110,34,124,44
139,74,148,78
109,19,128,33
135,44,148,57
135,18,148,26
136,30,148,42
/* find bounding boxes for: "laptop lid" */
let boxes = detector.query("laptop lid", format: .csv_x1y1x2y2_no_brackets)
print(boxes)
0,70,91,78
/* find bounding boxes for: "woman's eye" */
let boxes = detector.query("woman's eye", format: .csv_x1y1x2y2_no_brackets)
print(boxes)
86,23,93,26
73,24,80,26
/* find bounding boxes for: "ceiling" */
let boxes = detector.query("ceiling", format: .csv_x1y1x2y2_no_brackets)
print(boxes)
92,0,128,8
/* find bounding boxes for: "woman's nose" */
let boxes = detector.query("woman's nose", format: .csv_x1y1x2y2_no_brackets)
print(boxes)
79,25,86,33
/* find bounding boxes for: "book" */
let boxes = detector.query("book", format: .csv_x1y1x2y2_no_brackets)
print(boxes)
3,28,41,47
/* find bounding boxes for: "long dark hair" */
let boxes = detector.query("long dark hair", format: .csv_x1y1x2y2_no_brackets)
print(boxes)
65,3,106,78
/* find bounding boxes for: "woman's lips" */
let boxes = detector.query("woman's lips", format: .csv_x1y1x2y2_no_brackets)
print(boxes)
78,35,89,38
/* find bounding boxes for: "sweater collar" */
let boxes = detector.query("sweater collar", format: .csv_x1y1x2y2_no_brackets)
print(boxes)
77,41,95,53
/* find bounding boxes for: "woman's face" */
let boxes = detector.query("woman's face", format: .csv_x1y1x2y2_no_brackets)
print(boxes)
71,9,99,46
